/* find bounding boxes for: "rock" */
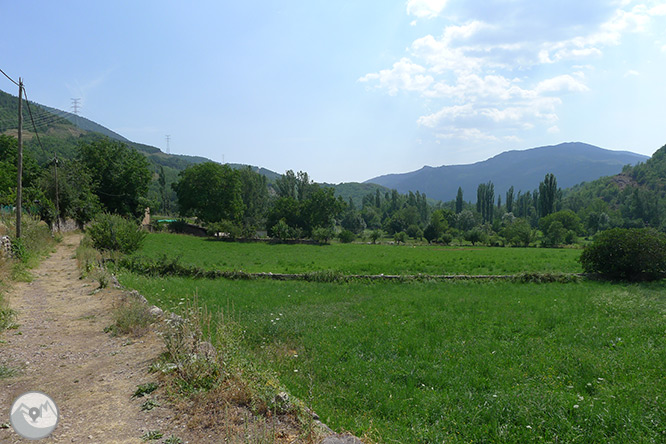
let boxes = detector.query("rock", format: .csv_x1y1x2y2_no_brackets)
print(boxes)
109,274,121,288
148,306,164,318
320,434,364,444
197,341,217,360
126,290,148,305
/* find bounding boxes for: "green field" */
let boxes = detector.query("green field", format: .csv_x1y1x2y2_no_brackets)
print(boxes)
117,234,666,442
134,233,583,275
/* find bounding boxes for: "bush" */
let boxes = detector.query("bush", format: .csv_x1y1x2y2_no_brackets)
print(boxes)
369,229,383,244
338,229,355,244
206,220,242,239
87,213,146,254
312,226,334,244
579,228,666,281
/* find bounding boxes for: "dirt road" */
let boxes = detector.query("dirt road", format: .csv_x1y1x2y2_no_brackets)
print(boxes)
0,234,185,443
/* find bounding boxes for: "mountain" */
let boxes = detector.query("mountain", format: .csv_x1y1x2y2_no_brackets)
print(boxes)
0,88,280,177
365,143,649,202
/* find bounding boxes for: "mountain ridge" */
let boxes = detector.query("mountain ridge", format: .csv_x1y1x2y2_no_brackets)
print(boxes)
366,142,649,202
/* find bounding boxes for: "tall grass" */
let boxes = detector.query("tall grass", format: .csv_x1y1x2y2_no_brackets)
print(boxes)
119,273,666,443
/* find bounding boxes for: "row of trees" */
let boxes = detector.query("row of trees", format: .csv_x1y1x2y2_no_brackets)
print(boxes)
1,135,151,226
4,133,664,248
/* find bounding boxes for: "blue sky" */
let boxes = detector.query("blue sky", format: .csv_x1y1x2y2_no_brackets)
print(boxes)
1,0,665,183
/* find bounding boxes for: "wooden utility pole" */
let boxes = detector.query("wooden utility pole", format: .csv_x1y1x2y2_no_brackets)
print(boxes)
53,154,60,231
16,78,23,239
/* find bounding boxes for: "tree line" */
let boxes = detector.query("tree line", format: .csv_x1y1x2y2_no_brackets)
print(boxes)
3,134,665,247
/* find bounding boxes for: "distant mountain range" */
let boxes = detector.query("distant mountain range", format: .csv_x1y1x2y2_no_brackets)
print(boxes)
365,143,649,202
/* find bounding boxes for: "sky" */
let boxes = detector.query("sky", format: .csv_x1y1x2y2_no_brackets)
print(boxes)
1,0,665,183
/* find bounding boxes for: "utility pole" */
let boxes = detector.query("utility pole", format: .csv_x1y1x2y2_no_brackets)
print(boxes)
16,78,23,238
165,135,170,154
53,154,60,232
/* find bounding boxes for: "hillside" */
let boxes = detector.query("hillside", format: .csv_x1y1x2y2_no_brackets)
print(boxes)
562,143,666,229
366,142,649,202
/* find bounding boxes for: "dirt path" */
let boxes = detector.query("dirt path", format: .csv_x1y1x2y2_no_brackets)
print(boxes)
0,234,187,443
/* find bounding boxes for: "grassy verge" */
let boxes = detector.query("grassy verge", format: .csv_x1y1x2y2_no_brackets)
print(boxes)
118,273,666,443
0,215,57,330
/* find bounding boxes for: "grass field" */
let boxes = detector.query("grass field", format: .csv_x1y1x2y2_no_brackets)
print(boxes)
116,234,666,442
134,233,583,275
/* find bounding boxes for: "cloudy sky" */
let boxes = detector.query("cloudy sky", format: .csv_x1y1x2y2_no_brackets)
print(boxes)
1,1,665,183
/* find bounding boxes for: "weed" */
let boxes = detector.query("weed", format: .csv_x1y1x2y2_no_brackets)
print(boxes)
0,306,15,331
105,296,153,337
160,296,221,394
163,436,182,444
0,365,17,379
140,430,163,441
140,399,160,411
133,382,159,398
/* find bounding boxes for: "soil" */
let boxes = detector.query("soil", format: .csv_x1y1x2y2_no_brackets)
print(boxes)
0,234,327,444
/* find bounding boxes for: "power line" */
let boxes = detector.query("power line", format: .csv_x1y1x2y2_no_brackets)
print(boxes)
23,90,48,157
0,67,19,86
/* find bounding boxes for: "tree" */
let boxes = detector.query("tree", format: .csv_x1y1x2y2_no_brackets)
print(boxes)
506,186,514,214
476,182,495,223
455,187,464,214
40,159,101,226
172,162,243,223
158,166,168,214
465,227,487,246
502,218,534,247
77,138,151,217
538,173,559,218
237,166,268,229
539,210,582,245
423,209,449,243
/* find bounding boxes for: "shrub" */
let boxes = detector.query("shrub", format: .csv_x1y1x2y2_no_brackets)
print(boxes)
106,297,153,337
312,226,334,244
87,213,146,254
338,229,355,244
579,228,666,281
406,224,423,240
394,231,407,244
206,220,242,239
369,229,383,244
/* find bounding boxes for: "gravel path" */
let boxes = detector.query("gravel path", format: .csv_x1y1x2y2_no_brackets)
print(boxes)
0,234,186,443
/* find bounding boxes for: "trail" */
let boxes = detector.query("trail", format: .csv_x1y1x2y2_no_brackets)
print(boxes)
0,234,185,443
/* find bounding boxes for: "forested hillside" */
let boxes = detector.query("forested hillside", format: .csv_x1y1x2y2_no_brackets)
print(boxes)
563,143,666,231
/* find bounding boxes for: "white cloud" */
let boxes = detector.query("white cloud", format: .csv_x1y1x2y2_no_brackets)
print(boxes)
362,1,662,142
406,0,449,19
358,58,433,96
547,125,561,134
535,75,589,94
624,69,641,77
651,4,666,16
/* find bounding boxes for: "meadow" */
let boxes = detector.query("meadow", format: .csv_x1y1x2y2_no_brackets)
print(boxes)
116,234,666,442
134,233,583,276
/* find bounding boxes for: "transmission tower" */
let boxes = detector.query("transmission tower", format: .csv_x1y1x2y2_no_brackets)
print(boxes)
71,98,81,114
165,135,171,154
